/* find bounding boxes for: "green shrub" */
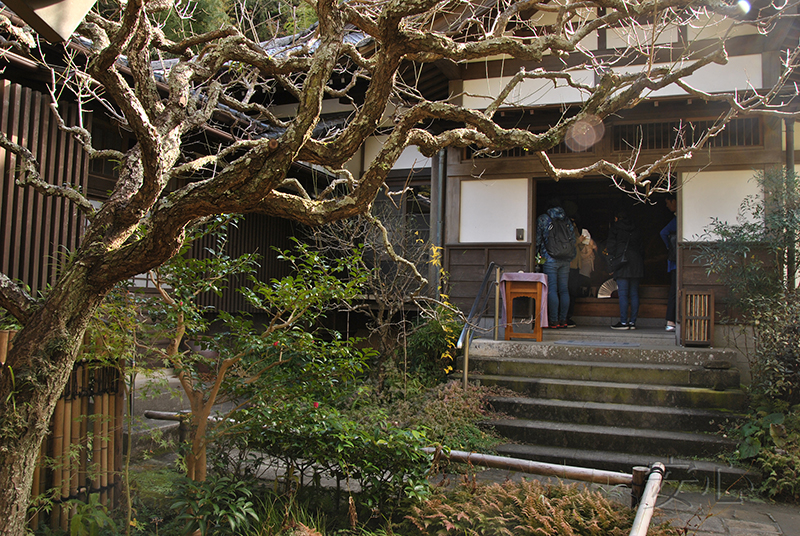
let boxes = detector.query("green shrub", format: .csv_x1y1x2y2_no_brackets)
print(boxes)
389,380,506,452
406,305,462,382
171,475,260,535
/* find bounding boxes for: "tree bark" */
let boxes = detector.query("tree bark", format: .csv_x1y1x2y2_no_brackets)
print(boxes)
0,265,107,535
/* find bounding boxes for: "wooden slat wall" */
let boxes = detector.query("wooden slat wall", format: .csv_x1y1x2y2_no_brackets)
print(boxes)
193,213,300,313
0,81,89,295
446,244,529,313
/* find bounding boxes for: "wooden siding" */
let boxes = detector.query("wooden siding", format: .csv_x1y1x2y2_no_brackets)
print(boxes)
0,80,88,295
446,244,529,312
193,213,300,313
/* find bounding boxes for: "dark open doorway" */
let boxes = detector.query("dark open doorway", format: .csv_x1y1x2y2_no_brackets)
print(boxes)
535,177,674,319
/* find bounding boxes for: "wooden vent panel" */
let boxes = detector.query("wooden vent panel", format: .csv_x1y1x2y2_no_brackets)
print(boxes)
681,290,714,347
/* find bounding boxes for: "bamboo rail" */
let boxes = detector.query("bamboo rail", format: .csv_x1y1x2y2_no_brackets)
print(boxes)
0,332,125,531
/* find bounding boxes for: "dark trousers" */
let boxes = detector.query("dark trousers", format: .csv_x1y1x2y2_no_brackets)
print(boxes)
666,270,677,323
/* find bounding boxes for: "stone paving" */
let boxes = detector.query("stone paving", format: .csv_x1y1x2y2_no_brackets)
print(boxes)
470,467,800,536
652,482,799,536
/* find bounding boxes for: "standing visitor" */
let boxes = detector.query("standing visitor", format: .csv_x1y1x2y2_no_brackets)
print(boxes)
536,198,576,328
660,194,678,332
607,209,644,330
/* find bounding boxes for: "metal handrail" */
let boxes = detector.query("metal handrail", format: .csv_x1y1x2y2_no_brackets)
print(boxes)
456,262,499,350
456,262,500,389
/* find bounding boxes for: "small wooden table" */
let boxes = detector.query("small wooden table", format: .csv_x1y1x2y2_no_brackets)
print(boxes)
500,273,548,341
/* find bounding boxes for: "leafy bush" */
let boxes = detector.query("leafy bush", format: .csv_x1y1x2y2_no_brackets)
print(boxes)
400,479,680,536
695,168,800,497
733,403,800,500
406,305,462,382
387,380,506,452
759,446,800,500
67,494,117,536
171,475,260,535
219,400,432,515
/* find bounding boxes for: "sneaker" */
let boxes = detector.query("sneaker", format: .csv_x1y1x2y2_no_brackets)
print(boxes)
611,322,629,330
565,319,577,328
665,325,676,332
628,323,636,330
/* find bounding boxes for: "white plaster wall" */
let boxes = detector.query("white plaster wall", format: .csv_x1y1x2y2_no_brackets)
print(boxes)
462,54,760,109
681,169,762,240
363,135,431,171
687,15,759,41
459,178,529,242
606,24,678,48
462,69,594,108
529,7,596,26
612,54,762,97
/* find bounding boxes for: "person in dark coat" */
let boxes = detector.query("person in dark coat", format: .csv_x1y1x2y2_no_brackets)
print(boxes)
606,209,644,330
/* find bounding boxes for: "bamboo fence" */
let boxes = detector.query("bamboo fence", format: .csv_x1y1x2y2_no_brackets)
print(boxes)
0,330,124,531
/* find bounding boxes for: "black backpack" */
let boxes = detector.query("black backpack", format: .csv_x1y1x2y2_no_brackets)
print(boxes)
545,216,576,261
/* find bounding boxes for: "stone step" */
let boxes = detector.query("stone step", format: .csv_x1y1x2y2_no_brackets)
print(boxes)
474,374,749,411
467,356,739,389
489,396,744,432
492,443,760,490
483,418,736,458
468,338,744,369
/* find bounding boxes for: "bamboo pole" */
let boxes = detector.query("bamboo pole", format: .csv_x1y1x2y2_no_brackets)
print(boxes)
91,371,102,496
79,363,89,500
114,366,125,505
107,391,116,506
629,463,666,536
50,399,65,530
100,391,109,505
0,330,9,365
61,396,73,531
421,448,633,486
70,378,81,496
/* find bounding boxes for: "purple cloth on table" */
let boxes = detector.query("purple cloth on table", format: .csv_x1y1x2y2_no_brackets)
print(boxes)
500,272,549,329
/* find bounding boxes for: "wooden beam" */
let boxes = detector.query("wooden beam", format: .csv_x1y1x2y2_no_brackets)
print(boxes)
3,0,97,43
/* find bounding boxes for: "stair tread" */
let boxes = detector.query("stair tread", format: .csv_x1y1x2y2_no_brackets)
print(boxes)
475,357,711,371
490,396,745,418
474,373,746,393
484,418,736,445
494,443,755,477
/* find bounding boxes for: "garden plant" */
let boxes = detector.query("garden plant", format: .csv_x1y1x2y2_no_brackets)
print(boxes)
696,167,800,500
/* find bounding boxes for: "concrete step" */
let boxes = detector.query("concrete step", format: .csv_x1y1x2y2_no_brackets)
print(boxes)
489,396,745,432
483,418,736,458
468,338,744,369
467,356,739,389
492,443,761,490
474,374,749,411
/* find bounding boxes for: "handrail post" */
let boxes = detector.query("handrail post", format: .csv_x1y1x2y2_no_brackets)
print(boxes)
494,266,501,340
629,463,666,536
462,327,471,389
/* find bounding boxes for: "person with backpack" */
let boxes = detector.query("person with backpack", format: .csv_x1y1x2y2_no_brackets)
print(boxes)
536,198,576,328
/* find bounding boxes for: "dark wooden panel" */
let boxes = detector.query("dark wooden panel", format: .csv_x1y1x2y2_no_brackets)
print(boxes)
193,214,299,313
574,298,667,319
448,248,488,266
0,82,89,295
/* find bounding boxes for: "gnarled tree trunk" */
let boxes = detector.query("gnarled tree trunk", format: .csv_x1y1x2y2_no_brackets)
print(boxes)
0,265,107,535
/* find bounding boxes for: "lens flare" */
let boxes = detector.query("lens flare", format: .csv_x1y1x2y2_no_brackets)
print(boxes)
737,0,751,13
565,115,605,152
